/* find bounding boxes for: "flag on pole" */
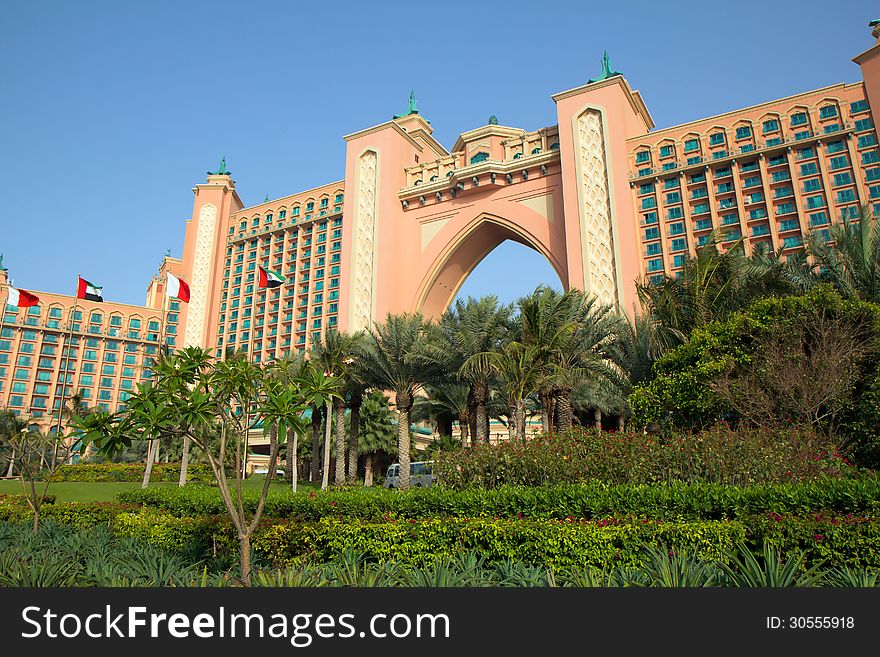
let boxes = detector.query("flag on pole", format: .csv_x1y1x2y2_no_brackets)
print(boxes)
76,276,103,302
7,286,40,308
166,272,191,303
258,266,284,289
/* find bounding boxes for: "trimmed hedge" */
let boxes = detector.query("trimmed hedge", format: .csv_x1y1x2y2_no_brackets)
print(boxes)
50,463,214,483
117,478,880,522
0,496,137,528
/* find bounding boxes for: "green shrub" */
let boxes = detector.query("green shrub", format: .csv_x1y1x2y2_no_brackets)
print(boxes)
50,463,214,483
111,509,228,553
432,426,852,489
117,478,880,521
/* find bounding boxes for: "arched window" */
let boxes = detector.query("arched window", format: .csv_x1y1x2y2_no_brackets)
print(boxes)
470,152,489,164
549,143,559,150
531,147,542,155
513,153,522,159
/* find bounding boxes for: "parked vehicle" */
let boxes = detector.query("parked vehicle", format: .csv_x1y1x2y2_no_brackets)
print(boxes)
384,461,435,488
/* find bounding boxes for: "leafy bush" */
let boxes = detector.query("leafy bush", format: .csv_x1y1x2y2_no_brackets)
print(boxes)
432,426,852,489
49,463,214,483
0,495,135,527
117,478,880,521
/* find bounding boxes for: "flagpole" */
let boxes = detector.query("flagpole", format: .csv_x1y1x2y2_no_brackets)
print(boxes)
54,275,80,459
158,273,169,355
0,280,9,410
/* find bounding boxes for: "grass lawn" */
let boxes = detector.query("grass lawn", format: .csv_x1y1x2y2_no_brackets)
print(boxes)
0,475,326,503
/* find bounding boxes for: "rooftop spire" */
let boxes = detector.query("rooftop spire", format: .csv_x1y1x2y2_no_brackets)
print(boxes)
207,156,230,176
588,51,622,83
393,91,420,119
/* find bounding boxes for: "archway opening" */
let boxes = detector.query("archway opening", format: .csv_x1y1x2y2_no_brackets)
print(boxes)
453,240,563,307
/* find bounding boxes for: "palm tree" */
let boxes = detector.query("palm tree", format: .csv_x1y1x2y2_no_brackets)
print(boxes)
359,313,439,490
266,353,311,492
310,329,366,485
296,364,343,490
412,382,470,444
518,287,625,432
0,410,27,477
461,340,544,442
803,205,880,303
356,391,396,486
636,231,799,340
426,297,513,444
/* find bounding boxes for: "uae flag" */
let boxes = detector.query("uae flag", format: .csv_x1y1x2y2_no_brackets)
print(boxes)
77,276,104,302
166,272,190,303
258,266,284,289
7,286,40,308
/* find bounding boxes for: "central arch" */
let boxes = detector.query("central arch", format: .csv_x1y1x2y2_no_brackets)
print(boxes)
415,213,569,319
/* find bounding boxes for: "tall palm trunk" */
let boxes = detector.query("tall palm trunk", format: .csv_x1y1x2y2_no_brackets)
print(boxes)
347,390,362,484
364,453,374,487
178,435,191,487
290,430,299,494
539,388,555,434
507,404,517,442
594,408,603,432
396,391,413,490
458,412,469,449
617,415,625,432
321,401,333,490
467,387,478,446
284,431,293,483
334,398,346,485
557,386,574,432
516,398,527,442
474,380,489,443
309,404,321,482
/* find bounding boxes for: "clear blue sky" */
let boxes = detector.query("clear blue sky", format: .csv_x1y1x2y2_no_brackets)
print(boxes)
1,1,877,307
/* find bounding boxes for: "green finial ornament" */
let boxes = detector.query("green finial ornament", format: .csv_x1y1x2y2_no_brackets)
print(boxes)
0,253,5,271
393,91,420,119
264,194,270,203
870,19,880,26
208,156,230,176
488,115,499,125
588,51,622,83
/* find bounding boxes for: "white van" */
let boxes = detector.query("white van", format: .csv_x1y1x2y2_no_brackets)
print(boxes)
383,461,435,488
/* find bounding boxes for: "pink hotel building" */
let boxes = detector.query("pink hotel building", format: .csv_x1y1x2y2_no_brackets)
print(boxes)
3,23,880,432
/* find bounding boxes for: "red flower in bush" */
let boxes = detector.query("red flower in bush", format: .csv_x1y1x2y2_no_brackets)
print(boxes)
330,501,337,507
814,534,824,541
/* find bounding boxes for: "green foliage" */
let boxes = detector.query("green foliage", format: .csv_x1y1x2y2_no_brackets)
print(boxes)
629,287,880,431
433,426,852,489
49,463,214,483
116,477,880,522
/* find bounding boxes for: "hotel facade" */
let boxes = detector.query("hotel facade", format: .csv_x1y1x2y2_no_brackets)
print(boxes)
3,22,880,433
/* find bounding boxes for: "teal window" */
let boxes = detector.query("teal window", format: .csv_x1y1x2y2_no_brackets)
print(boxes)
769,155,786,166
641,197,656,210
636,151,650,163
717,182,733,193
692,188,708,199
644,227,659,240
692,203,710,215
766,138,782,147
774,186,793,198
292,206,300,216
49,308,62,319
684,138,700,152
771,171,790,182
751,224,770,237
690,173,706,184
663,178,680,190
639,183,655,194
806,195,825,209
743,176,761,188
850,100,869,114
712,151,727,160
798,147,815,159
824,124,841,134
783,236,802,248
833,172,852,186
794,131,811,141
735,126,752,140
790,112,808,127
669,222,685,236
709,133,725,146
829,155,848,170
667,207,683,220
826,140,845,154
673,254,687,268
695,218,712,231
671,238,687,251
762,119,779,133
665,191,680,204
715,167,731,178
869,185,880,199
809,212,829,226
638,167,652,177
776,203,795,215
836,189,856,203
862,150,880,164
855,118,873,132
660,145,674,158
740,145,755,153
643,212,658,224
749,208,768,220
819,106,837,119
687,156,702,165
647,258,663,272
858,134,878,148
646,243,661,256
470,152,489,164
803,179,822,192
779,219,799,232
